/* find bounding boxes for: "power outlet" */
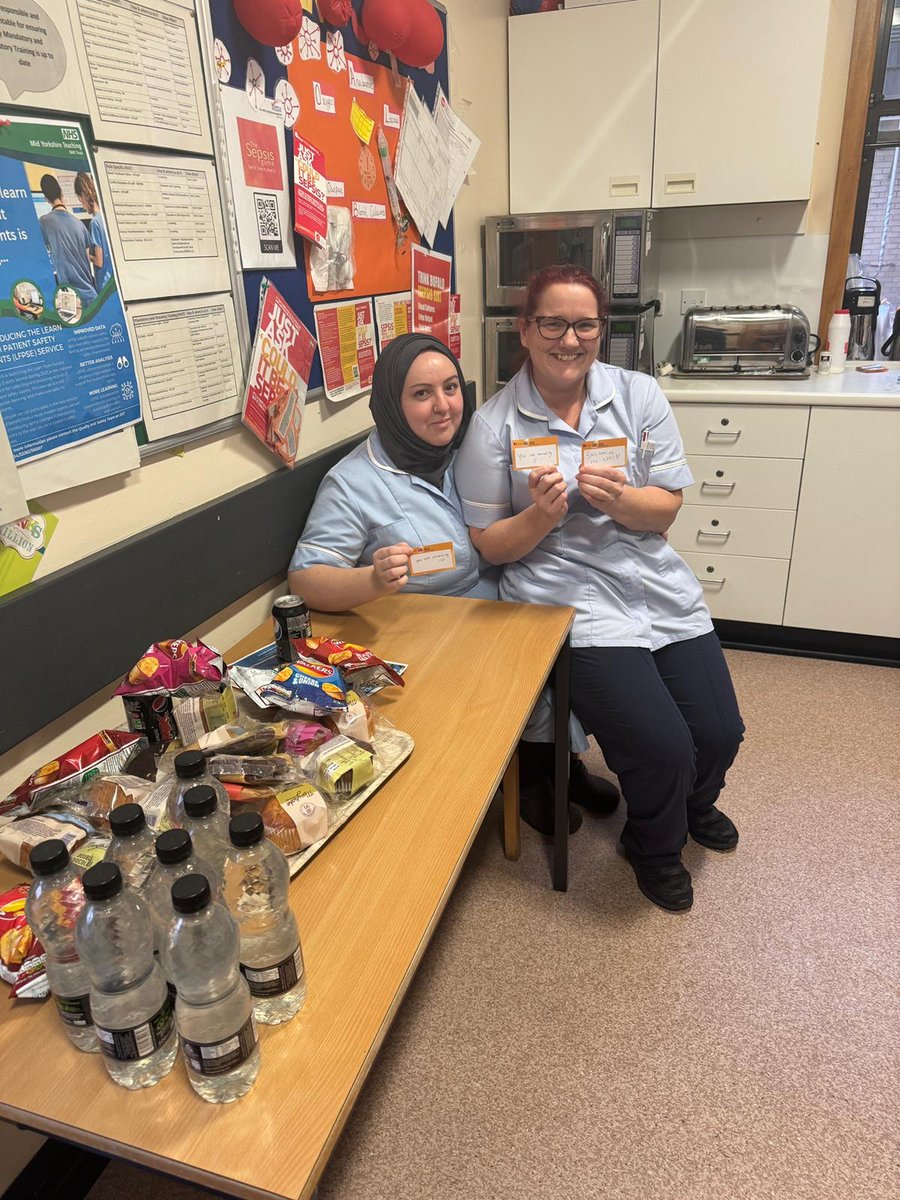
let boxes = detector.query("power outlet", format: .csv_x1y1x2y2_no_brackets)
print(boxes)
680,288,706,315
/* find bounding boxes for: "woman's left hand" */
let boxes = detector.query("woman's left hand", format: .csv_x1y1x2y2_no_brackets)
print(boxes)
576,465,627,513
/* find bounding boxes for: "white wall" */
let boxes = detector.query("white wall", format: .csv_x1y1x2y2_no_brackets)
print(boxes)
654,0,854,363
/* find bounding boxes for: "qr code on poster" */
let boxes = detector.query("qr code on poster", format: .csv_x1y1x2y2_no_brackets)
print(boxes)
254,192,283,254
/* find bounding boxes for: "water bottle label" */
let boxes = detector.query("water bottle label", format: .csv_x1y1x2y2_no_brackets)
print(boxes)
95,994,175,1062
240,944,304,998
54,993,92,1028
181,1013,258,1077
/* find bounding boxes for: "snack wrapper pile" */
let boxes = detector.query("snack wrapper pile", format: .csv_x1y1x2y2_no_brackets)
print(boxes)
294,638,405,692
115,639,235,747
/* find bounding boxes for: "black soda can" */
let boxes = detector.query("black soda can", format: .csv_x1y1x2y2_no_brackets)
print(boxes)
273,595,312,663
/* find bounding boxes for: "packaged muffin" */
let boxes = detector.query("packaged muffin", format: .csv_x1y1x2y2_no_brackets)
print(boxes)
305,735,375,801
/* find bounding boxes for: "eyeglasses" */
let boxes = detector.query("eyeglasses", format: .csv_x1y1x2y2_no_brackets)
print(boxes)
526,317,604,341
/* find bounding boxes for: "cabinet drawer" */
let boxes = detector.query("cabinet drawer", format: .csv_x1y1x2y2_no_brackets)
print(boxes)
673,403,809,457
681,551,788,624
670,505,795,559
685,455,802,509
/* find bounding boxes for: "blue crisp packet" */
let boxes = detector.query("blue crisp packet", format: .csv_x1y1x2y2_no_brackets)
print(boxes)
258,657,348,716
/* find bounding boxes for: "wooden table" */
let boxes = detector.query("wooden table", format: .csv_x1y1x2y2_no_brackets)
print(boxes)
0,593,574,1200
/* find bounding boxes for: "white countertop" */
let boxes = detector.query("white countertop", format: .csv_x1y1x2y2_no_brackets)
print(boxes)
659,364,900,408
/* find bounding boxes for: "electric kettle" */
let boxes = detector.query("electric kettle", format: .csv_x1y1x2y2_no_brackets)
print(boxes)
842,276,881,359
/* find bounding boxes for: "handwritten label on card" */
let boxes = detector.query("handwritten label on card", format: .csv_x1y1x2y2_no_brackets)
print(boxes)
581,438,628,468
512,437,559,471
408,543,456,576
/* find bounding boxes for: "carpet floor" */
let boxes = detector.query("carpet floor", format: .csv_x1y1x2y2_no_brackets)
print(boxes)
85,649,899,1200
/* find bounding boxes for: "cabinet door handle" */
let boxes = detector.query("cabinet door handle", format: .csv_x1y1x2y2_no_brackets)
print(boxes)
705,429,742,442
664,173,696,195
697,573,726,589
697,528,731,541
700,480,736,493
610,176,640,198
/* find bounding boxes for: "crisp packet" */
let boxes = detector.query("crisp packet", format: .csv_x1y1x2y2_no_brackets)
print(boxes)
0,884,48,999
258,659,348,716
305,734,374,800
1,731,145,820
284,718,334,758
115,639,225,695
295,638,405,690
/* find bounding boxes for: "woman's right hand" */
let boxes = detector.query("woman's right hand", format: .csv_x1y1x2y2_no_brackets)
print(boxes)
528,466,568,521
372,542,414,594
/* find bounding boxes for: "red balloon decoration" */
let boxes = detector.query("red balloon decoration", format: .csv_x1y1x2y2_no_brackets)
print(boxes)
358,0,412,51
316,0,354,25
233,0,304,46
392,0,443,68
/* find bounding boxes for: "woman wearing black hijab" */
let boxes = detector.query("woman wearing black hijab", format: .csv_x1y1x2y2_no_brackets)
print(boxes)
288,333,499,607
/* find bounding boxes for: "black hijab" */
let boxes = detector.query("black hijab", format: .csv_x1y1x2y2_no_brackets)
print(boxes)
368,333,472,486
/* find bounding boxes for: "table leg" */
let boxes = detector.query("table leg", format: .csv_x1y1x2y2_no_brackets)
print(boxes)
553,638,571,892
502,750,521,861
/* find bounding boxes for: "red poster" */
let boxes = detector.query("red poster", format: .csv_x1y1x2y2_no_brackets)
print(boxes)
237,118,283,190
411,245,452,348
449,293,461,360
242,281,316,467
293,132,328,248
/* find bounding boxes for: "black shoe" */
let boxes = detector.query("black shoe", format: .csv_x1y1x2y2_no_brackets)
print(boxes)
520,780,582,836
688,807,739,851
619,846,693,912
569,756,619,816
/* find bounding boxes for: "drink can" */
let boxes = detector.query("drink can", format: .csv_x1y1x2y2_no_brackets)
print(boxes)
272,595,312,663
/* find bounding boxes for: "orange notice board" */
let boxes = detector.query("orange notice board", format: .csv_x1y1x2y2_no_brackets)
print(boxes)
289,40,421,302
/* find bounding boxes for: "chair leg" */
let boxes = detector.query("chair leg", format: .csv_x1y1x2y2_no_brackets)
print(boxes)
502,750,521,861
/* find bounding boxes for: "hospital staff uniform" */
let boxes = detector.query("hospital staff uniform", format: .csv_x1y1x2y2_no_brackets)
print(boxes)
290,431,499,600
88,209,113,291
39,208,97,304
455,362,744,862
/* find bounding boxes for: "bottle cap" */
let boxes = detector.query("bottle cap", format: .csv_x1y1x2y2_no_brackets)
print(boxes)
836,309,849,314
155,828,192,865
29,839,70,877
229,811,264,847
83,862,123,901
174,750,206,779
109,803,146,837
171,873,212,914
183,785,217,818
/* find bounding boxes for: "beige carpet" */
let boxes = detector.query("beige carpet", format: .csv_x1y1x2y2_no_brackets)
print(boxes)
87,650,899,1200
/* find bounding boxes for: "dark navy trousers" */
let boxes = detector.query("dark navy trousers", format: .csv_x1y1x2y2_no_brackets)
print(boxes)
569,632,745,863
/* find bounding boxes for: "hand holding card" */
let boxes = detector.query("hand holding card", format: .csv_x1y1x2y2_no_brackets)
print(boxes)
373,542,413,594
528,465,568,520
576,464,627,512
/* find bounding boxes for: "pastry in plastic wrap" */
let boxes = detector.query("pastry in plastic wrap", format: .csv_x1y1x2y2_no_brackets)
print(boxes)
0,813,90,871
325,690,376,750
306,735,375,800
262,783,329,855
207,754,296,786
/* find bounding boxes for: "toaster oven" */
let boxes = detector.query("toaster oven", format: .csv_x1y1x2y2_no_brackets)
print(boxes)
678,305,811,378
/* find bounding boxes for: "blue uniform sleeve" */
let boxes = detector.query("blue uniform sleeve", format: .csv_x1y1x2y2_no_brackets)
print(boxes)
642,379,694,491
454,411,514,528
289,469,371,572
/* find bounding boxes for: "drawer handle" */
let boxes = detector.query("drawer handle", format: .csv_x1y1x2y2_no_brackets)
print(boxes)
700,480,736,493
705,429,742,442
665,173,696,195
697,528,731,541
697,573,726,589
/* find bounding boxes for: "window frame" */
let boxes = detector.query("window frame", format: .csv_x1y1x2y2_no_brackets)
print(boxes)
851,0,900,252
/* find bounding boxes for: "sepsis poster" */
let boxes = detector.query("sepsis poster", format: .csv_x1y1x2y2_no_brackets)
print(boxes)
411,245,451,348
0,114,140,463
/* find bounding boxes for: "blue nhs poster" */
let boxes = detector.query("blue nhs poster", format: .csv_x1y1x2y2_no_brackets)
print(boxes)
0,114,140,462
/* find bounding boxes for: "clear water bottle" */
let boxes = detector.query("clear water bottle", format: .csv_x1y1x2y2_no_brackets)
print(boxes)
104,803,157,897
181,785,230,885
224,812,307,1025
26,840,98,1053
167,873,260,1104
76,862,178,1089
166,750,228,829
146,829,218,961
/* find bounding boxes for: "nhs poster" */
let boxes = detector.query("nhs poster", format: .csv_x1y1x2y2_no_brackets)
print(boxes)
0,114,140,462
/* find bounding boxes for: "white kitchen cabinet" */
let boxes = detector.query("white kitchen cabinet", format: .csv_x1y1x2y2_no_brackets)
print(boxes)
784,408,900,638
508,2,658,213
653,0,830,208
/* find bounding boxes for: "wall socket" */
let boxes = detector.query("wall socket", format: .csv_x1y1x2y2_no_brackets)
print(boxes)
680,288,706,315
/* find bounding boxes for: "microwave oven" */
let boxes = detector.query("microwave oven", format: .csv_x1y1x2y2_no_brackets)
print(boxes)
484,210,657,310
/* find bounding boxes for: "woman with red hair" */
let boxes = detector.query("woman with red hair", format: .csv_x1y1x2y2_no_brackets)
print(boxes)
455,265,744,913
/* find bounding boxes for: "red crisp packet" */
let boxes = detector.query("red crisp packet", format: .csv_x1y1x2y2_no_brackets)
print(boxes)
114,639,224,696
294,638,405,689
0,885,48,1000
1,730,143,819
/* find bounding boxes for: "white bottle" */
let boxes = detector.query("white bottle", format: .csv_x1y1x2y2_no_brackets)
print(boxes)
826,310,851,373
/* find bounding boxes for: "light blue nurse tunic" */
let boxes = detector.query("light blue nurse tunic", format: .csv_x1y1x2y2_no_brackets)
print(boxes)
290,430,500,600
454,361,714,652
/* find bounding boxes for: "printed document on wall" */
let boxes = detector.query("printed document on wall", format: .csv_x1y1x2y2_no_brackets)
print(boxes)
432,85,480,229
219,84,296,271
70,0,212,155
0,410,28,526
0,0,89,114
314,299,377,403
394,81,445,247
17,428,139,500
127,294,245,442
95,147,231,301
0,114,141,464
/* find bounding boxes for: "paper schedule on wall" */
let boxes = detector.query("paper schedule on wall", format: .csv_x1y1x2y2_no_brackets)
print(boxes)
394,80,445,247
219,84,296,271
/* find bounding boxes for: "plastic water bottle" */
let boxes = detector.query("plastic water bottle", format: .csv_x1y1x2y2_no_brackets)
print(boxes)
167,873,260,1103
166,750,228,829
224,812,307,1025
146,829,218,960
104,803,157,897
26,840,99,1053
180,785,230,885
76,862,178,1089
826,309,851,373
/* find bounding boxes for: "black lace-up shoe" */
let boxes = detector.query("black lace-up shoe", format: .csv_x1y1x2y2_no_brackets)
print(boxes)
569,757,619,816
619,846,693,912
520,779,582,836
688,807,739,852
